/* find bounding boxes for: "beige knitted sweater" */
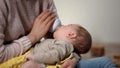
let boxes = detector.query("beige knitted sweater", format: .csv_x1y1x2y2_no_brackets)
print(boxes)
0,0,57,63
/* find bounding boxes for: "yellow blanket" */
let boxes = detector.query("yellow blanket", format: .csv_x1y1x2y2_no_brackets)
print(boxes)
0,52,28,68
0,51,73,68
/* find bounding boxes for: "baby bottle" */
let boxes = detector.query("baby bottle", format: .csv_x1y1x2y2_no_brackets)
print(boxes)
49,18,61,32
41,18,61,41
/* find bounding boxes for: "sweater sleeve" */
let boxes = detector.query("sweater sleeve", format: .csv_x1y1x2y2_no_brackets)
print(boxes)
0,10,32,63
0,36,32,63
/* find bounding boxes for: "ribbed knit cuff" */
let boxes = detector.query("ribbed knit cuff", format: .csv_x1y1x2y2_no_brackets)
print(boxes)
14,36,32,54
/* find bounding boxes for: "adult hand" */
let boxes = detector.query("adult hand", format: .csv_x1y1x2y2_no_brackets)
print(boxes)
60,53,80,68
27,10,56,45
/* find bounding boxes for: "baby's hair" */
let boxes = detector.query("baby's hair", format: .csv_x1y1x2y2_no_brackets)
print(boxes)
74,25,92,54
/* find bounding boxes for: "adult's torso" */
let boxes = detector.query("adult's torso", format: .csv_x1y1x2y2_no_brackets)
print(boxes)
0,0,49,43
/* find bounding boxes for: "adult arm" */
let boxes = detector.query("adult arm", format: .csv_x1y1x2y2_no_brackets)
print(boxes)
60,53,80,68
0,10,32,63
0,0,57,63
0,10,55,63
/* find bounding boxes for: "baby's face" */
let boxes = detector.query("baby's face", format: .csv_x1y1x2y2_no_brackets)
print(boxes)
53,24,79,40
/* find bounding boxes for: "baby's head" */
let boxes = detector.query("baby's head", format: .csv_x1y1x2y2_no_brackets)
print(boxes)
53,24,92,54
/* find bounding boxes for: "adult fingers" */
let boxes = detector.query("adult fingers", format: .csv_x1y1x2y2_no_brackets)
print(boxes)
44,13,56,25
36,10,53,23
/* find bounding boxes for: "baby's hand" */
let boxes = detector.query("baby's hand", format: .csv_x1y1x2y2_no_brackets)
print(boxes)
25,53,34,61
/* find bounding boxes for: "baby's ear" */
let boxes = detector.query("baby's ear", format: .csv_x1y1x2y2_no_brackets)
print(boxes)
66,31,77,39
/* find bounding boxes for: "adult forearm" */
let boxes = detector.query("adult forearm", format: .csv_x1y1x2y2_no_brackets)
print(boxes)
0,36,32,63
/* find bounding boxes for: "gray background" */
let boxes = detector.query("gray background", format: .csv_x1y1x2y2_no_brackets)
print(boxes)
54,0,120,44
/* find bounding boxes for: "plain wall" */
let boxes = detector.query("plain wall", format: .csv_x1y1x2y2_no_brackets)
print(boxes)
54,0,120,44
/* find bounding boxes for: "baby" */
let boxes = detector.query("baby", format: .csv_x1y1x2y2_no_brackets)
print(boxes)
21,23,92,68
0,19,92,68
